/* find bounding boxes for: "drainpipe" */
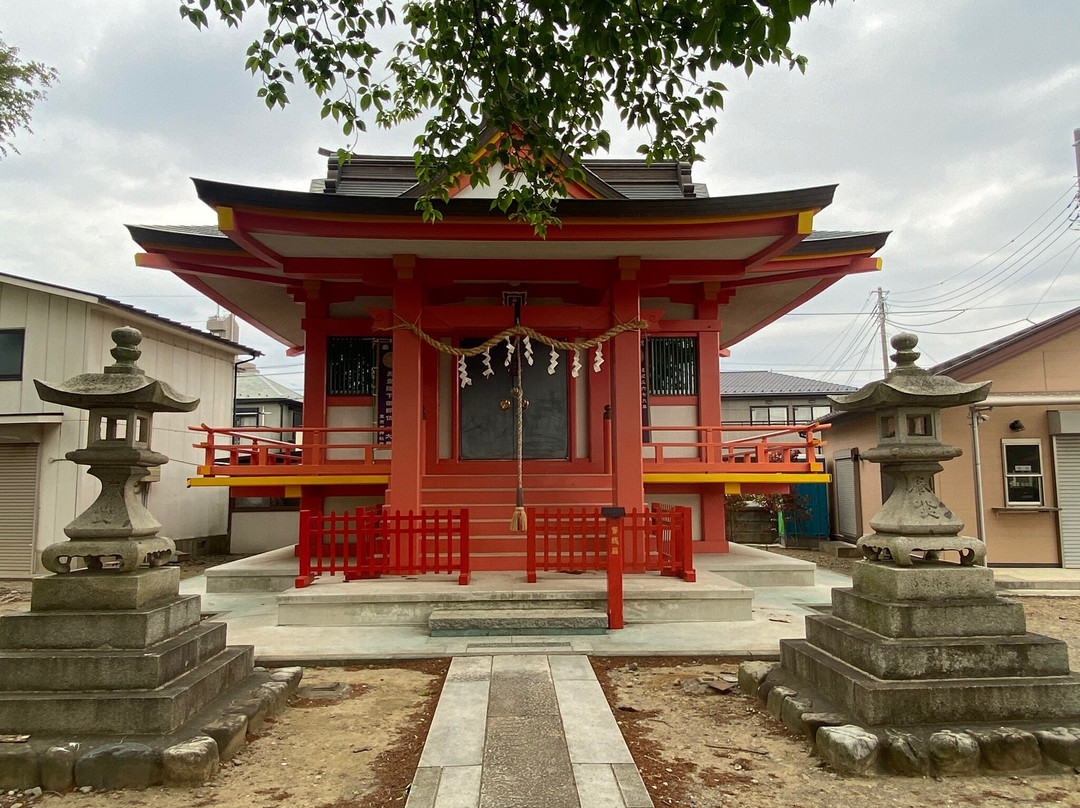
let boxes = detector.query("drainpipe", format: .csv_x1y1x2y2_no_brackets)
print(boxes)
969,406,990,542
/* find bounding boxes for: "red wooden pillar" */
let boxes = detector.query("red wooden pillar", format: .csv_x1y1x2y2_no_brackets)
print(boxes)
611,261,644,513
300,286,328,520
387,256,423,513
696,299,727,550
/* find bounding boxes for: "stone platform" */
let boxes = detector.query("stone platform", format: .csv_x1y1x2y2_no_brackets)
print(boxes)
203,543,815,630
774,560,1080,729
0,567,256,737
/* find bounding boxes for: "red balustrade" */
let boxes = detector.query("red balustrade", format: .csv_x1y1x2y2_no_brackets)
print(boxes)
525,505,694,583
642,422,828,472
191,424,391,476
295,507,470,588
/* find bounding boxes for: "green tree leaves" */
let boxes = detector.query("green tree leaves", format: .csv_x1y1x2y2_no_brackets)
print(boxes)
0,33,57,158
180,0,832,233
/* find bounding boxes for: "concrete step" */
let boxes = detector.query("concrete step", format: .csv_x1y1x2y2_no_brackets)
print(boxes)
780,638,1080,727
818,540,862,558
0,595,203,650
804,614,1071,680
0,645,255,735
0,621,228,692
429,608,609,636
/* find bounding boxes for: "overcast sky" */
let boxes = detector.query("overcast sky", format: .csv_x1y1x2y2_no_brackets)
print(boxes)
1,0,1078,392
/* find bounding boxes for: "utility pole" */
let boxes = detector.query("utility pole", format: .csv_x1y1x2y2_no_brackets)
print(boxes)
875,287,889,377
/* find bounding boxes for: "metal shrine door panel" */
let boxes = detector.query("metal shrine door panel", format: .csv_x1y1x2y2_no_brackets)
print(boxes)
458,340,569,460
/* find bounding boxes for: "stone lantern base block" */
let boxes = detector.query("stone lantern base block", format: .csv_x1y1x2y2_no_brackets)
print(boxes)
30,567,180,612
852,559,995,602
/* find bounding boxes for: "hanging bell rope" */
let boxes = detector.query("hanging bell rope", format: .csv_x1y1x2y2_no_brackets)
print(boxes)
509,334,527,533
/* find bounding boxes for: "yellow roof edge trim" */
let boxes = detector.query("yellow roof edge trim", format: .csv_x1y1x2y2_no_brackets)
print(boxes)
797,209,815,235
643,472,831,484
217,206,235,232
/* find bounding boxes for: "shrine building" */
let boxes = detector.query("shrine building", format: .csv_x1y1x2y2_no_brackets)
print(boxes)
128,146,888,580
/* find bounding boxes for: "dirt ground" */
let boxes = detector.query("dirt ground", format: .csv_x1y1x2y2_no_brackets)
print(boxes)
1,553,1080,807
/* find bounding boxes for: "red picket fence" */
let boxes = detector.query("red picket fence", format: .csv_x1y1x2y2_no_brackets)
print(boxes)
295,507,470,588
525,505,695,583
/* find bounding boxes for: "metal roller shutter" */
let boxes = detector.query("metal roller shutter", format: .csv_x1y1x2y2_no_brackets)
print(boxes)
835,453,858,538
1053,435,1080,568
0,444,39,577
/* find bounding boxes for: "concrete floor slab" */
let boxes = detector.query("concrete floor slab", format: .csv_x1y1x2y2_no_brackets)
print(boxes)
555,679,635,765
492,654,551,677
549,655,597,681
419,680,490,768
487,676,559,717
434,766,482,808
446,656,492,682
481,715,578,808
572,764,632,808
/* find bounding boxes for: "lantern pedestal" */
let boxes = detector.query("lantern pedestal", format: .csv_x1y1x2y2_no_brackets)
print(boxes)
0,327,264,746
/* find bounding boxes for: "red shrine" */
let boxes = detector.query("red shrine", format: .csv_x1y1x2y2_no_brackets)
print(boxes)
128,145,887,585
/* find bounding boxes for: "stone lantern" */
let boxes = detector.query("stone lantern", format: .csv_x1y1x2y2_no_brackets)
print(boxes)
829,332,991,566
34,326,198,574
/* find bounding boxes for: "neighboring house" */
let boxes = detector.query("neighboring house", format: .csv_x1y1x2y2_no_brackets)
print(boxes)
825,307,1080,567
230,364,304,555
128,140,889,567
719,371,854,427
0,272,255,576
719,371,855,540
234,363,303,433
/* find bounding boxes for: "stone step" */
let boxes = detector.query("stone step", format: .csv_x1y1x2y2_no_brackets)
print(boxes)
780,638,1080,727
429,608,609,636
0,645,255,735
831,587,1027,639
0,595,203,650
0,621,227,692
818,541,862,558
804,614,1071,680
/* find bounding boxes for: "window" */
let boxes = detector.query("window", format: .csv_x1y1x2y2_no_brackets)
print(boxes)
751,406,789,425
0,329,25,380
645,337,698,396
793,405,832,423
1002,439,1044,507
234,410,261,428
327,337,387,396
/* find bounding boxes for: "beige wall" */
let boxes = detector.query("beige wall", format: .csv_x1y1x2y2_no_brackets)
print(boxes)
827,325,1080,566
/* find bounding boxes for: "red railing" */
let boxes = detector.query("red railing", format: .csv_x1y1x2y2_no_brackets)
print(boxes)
295,507,470,587
191,424,391,476
525,505,695,583
642,422,827,472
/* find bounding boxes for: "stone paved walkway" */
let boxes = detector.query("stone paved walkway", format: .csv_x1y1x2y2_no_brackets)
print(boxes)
404,655,652,808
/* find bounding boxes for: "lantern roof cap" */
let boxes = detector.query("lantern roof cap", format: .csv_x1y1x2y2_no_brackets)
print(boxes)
34,326,199,413
829,333,990,412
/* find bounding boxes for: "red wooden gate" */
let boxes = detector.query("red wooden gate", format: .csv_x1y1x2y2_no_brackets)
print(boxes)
296,507,470,587
525,505,695,583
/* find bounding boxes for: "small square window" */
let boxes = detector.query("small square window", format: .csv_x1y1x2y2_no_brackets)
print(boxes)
0,330,25,380
879,416,896,439
1002,440,1044,506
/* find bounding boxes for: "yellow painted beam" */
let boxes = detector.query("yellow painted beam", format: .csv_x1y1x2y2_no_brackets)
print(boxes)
188,475,390,488
643,473,831,484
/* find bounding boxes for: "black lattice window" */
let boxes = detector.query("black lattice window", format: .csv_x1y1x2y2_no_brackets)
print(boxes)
645,337,698,396
327,336,380,396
